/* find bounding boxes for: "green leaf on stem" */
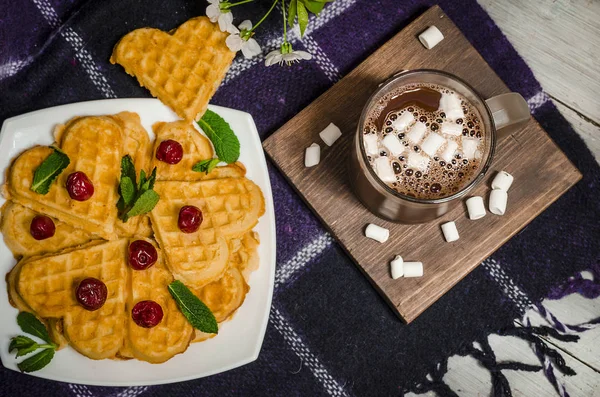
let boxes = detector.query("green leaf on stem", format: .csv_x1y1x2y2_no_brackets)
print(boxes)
297,1,309,36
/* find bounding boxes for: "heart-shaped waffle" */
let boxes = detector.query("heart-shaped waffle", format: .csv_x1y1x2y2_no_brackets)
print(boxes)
110,17,235,121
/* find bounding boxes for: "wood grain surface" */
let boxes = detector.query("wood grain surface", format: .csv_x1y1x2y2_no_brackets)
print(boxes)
263,5,582,323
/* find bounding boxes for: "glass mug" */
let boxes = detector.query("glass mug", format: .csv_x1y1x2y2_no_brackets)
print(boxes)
348,69,530,223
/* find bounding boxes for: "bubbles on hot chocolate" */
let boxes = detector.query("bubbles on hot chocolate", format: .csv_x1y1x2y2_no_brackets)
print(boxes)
363,83,485,199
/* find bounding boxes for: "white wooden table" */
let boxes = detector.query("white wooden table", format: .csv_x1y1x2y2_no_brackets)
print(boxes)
411,1,600,395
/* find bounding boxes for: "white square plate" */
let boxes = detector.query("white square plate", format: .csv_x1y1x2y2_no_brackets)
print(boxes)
0,99,276,386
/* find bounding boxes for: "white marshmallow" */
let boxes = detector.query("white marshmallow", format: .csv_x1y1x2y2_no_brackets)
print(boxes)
466,196,486,220
403,262,424,278
365,223,389,243
407,121,427,143
441,140,459,162
319,122,342,146
363,134,380,156
418,26,444,49
374,156,396,183
421,133,445,157
439,93,464,120
305,143,320,167
382,134,404,156
441,221,460,242
407,152,430,172
462,137,479,159
441,121,462,136
491,170,514,192
390,255,404,279
489,189,508,215
392,112,415,131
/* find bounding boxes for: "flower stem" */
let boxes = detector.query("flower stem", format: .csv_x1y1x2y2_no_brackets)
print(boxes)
225,0,254,8
282,0,287,42
250,0,278,32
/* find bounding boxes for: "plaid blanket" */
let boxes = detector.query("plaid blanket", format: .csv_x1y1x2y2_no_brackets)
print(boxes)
1,0,599,396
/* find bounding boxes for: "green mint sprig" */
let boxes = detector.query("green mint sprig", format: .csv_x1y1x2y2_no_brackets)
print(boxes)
192,158,221,175
117,155,160,222
196,109,240,165
168,280,218,334
30,147,70,195
9,312,58,373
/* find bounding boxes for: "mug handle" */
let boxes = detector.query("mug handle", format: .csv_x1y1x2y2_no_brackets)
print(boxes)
485,93,530,139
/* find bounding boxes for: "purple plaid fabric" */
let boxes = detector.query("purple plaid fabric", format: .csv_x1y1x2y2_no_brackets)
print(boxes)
1,1,599,396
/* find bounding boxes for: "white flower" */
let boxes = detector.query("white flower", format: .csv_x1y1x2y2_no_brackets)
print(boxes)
206,0,234,33
225,20,261,59
265,46,312,67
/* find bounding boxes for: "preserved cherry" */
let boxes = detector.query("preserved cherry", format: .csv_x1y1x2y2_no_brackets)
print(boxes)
76,278,107,311
128,240,158,270
30,215,55,240
132,300,163,328
156,140,183,164
66,171,94,201
178,205,203,233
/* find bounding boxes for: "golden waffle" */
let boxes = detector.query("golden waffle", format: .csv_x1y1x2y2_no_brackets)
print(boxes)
151,120,246,182
123,239,193,363
110,17,235,121
13,240,129,359
4,116,124,240
150,178,265,289
231,231,260,283
196,266,248,323
0,202,96,259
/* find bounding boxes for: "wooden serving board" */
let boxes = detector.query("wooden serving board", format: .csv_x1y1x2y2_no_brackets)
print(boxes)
263,5,582,323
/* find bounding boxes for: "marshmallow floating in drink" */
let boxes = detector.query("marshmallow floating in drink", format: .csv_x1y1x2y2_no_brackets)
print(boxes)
421,133,445,157
305,143,320,167
439,92,464,120
441,121,462,136
390,255,404,279
407,152,430,172
407,121,427,144
441,140,459,162
403,262,424,278
382,134,405,156
364,134,380,156
319,122,342,146
441,221,460,242
491,170,514,192
489,189,508,215
365,223,389,243
374,156,396,183
418,26,444,50
392,112,415,131
462,137,479,159
466,196,486,220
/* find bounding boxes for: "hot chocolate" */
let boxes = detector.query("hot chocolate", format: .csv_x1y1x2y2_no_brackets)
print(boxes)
362,83,485,199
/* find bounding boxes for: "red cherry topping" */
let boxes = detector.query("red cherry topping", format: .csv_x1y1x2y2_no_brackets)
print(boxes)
178,205,203,233
66,171,94,201
30,215,55,240
76,278,107,311
128,240,158,270
132,300,163,328
156,140,183,164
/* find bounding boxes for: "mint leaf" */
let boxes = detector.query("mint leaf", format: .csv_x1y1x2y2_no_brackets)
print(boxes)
297,1,309,36
9,336,39,358
17,348,54,373
30,148,70,195
192,158,220,174
287,0,298,26
120,177,135,206
138,169,147,191
17,312,51,344
140,167,157,192
197,110,240,164
125,190,159,221
121,155,137,187
168,280,218,334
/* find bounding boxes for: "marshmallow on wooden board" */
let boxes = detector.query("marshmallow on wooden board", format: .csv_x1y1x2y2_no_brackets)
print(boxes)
364,134,380,156
390,255,404,279
305,143,320,167
392,112,415,131
421,133,445,157
489,189,508,215
441,221,459,242
441,121,462,136
407,121,427,144
407,152,431,172
382,134,404,156
403,262,424,277
491,170,514,192
462,137,479,159
418,26,444,49
365,223,389,243
466,196,486,220
439,93,464,120
441,140,459,162
319,123,342,146
374,156,396,183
